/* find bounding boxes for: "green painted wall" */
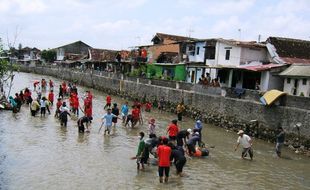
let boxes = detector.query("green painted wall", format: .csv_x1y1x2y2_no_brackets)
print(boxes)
147,64,186,81
174,65,186,81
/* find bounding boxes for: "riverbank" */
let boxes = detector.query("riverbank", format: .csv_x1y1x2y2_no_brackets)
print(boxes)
18,65,310,155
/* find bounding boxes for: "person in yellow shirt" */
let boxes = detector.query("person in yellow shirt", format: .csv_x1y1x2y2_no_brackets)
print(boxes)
176,102,185,121
30,99,40,117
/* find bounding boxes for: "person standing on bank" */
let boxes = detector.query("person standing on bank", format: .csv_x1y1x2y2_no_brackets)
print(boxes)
234,130,253,160
157,137,171,183
276,126,285,158
176,102,185,121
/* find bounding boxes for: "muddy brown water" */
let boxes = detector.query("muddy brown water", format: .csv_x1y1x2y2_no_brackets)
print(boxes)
0,72,309,190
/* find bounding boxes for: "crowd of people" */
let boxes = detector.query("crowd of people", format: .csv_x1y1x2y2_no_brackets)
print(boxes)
198,73,220,87
6,78,287,184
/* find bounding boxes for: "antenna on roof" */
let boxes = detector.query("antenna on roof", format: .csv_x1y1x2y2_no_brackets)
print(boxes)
238,28,241,40
135,36,141,46
258,34,261,43
188,28,194,38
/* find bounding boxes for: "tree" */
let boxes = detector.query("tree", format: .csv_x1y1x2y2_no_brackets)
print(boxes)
0,38,10,79
41,49,56,63
18,43,22,50
0,38,11,93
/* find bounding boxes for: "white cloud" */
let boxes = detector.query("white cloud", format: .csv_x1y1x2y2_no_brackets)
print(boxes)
0,0,46,15
92,19,140,33
203,0,256,15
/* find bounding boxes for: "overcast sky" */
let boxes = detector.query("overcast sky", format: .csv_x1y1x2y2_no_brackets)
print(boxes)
0,0,309,50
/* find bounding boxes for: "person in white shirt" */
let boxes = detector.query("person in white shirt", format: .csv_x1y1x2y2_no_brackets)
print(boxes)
40,97,47,117
234,130,253,160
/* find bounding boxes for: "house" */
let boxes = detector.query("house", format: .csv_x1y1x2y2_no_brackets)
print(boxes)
147,33,195,63
279,64,310,97
85,48,132,73
18,47,41,65
54,41,91,66
267,37,310,95
182,38,285,90
182,39,207,83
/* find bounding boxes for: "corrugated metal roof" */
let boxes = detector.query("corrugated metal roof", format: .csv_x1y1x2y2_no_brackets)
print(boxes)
238,63,286,71
280,57,310,64
267,37,310,59
279,64,310,77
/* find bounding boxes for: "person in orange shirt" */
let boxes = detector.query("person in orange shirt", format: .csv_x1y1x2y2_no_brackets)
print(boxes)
157,138,171,183
167,119,179,141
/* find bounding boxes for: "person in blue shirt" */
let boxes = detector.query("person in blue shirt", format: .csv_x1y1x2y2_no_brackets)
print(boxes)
186,132,200,156
102,108,118,135
193,120,203,147
121,101,129,124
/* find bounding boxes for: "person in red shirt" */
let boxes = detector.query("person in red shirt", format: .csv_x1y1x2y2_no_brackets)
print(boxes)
85,105,92,120
104,95,112,109
41,79,47,91
84,96,92,119
69,94,75,112
87,91,93,101
145,102,152,112
73,95,79,116
49,79,54,90
48,90,54,105
62,82,67,96
24,88,32,104
55,98,62,118
157,137,171,183
167,119,179,141
131,106,140,127
33,81,39,91
133,98,141,108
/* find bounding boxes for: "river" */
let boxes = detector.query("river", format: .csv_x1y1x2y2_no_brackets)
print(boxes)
0,72,309,190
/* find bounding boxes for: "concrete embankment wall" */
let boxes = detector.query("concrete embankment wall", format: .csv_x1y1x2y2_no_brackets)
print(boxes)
19,66,310,149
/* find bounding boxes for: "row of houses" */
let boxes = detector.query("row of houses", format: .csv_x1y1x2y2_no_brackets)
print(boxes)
15,33,310,97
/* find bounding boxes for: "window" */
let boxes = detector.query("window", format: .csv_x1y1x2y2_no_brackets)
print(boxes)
302,78,307,85
287,78,291,84
188,44,195,56
205,46,215,59
225,50,230,60
196,47,200,55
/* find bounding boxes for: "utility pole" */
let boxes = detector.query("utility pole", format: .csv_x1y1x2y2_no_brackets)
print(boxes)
188,28,194,38
238,28,241,41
